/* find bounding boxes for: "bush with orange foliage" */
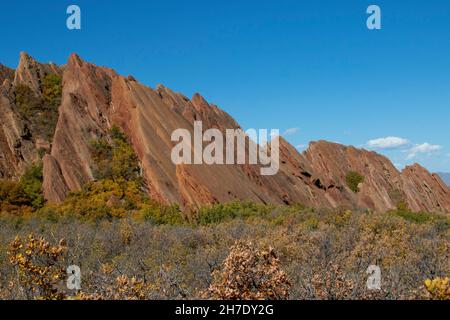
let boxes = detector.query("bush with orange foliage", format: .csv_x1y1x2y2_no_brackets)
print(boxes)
8,235,67,300
204,241,291,300
7,234,155,300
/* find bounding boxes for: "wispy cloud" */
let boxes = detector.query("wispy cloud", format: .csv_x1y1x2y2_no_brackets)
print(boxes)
366,136,409,150
406,143,442,160
283,127,300,136
296,144,307,150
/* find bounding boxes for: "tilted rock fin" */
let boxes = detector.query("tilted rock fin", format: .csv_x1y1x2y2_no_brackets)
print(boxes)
1,53,448,213
0,53,62,179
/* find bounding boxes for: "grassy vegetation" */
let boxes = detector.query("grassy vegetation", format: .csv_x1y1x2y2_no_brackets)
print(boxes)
389,207,450,229
0,128,448,300
195,202,273,225
0,204,448,300
0,175,449,300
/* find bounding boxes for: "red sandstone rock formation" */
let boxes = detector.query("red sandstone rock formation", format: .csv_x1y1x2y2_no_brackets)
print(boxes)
0,64,14,84
401,164,450,212
0,53,62,179
1,53,449,213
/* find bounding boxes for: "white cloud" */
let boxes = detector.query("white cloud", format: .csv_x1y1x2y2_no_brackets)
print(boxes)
283,127,300,136
406,143,442,159
366,137,409,150
296,144,307,150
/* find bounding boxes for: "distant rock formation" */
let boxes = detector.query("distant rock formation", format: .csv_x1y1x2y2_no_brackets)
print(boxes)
1,53,449,213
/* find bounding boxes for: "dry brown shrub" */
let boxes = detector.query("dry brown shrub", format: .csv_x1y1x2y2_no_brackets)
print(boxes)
204,241,291,300
8,235,67,300
75,275,152,300
311,263,355,300
108,275,151,300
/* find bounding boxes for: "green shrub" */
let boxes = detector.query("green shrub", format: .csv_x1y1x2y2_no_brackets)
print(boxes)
0,180,28,207
141,204,184,225
110,125,127,142
58,179,147,219
0,164,45,211
391,209,447,225
40,74,62,140
195,202,271,225
394,210,432,224
90,139,114,178
8,127,148,220
345,171,364,193
14,73,62,141
18,164,45,209
396,200,410,211
90,126,142,184
42,73,62,107
15,84,40,119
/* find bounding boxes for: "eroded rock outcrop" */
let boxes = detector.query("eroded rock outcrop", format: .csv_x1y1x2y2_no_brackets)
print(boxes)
0,64,14,84
401,164,450,212
13,52,62,94
0,53,62,179
1,53,448,213
300,141,450,212
302,141,405,212
44,54,289,205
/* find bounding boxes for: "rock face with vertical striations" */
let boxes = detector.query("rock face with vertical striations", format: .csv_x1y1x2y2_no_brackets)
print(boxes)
300,141,450,213
401,164,450,213
0,53,62,179
0,53,449,213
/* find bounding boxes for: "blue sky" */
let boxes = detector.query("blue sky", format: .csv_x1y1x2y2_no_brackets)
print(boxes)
1,0,449,172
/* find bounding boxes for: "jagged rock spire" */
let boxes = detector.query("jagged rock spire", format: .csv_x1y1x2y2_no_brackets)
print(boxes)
13,52,62,93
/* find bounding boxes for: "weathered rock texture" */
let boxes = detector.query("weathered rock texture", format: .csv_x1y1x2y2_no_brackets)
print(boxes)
0,53,62,179
1,53,449,213
0,64,14,84
401,164,450,213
